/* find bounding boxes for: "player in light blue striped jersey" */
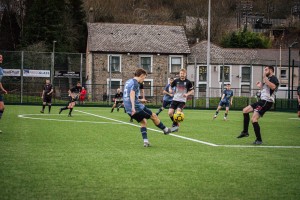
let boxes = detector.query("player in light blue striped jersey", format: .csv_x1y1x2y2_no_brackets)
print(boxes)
123,68,178,147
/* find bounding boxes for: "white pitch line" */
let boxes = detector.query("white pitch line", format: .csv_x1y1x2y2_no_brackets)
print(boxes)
18,114,124,124
77,110,300,149
288,118,300,120
76,110,221,147
219,145,300,149
17,111,300,149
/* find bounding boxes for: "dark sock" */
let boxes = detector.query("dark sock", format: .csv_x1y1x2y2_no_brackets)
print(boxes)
225,113,228,117
42,105,46,111
215,111,219,115
243,113,250,133
156,122,166,130
0,110,3,119
252,122,262,141
48,105,51,113
69,108,73,115
111,108,114,112
61,106,68,111
141,127,147,139
156,108,163,115
170,116,174,122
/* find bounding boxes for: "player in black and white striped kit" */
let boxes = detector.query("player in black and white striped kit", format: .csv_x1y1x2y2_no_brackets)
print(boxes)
237,66,279,145
168,68,194,129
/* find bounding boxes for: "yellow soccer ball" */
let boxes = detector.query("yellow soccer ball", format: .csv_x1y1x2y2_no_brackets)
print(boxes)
173,111,185,123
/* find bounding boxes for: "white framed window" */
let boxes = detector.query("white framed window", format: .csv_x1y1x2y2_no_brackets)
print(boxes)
139,55,153,73
198,83,207,97
143,79,154,97
169,56,183,73
198,66,207,81
219,65,231,82
107,55,122,72
106,78,122,97
241,85,250,93
280,69,287,79
241,66,251,82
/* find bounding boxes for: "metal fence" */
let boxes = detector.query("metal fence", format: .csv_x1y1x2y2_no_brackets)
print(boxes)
2,83,299,111
0,50,86,103
0,51,299,111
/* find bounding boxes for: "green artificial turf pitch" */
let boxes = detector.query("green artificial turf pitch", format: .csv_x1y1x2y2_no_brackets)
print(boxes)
0,105,299,200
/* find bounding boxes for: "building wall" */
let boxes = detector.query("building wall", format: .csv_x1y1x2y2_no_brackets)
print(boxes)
87,52,187,100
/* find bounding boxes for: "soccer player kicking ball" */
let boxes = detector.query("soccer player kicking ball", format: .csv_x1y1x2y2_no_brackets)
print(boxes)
59,82,82,117
123,68,178,147
168,68,194,130
213,83,233,120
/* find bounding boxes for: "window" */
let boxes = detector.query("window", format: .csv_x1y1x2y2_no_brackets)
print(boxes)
140,56,152,73
241,85,250,93
108,55,121,72
106,79,122,97
198,84,207,97
280,69,287,79
143,79,153,96
199,66,207,81
170,56,182,73
219,66,230,82
241,67,251,82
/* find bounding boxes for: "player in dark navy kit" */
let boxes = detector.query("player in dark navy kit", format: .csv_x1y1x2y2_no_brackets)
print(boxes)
111,88,124,112
0,55,7,133
59,82,82,117
168,68,194,129
213,83,233,120
237,66,279,145
156,77,175,116
123,68,178,147
40,79,54,113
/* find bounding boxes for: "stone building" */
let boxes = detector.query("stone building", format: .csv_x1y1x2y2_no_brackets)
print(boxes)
86,23,190,101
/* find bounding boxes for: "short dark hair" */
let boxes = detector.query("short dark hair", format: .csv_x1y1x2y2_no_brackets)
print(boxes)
267,65,274,72
134,68,147,77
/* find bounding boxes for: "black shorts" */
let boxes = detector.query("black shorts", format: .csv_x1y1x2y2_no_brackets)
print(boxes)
68,96,78,103
129,107,152,123
170,100,186,110
162,100,172,108
250,100,273,117
43,95,52,103
115,101,123,104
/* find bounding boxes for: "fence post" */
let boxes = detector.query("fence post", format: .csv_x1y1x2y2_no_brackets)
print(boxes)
80,53,83,84
20,51,24,104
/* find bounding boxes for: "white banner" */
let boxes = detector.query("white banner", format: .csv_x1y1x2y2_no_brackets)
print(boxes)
3,69,21,76
23,69,50,77
3,69,50,77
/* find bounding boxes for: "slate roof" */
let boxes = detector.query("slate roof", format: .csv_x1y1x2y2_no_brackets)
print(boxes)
87,23,190,54
189,40,300,66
